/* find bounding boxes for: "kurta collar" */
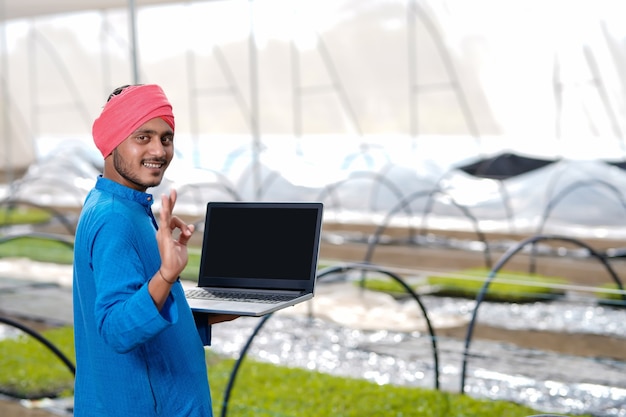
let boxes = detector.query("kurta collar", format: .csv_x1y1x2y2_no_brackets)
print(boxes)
95,175,155,208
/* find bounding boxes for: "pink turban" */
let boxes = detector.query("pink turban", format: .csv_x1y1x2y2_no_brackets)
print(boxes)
92,84,175,158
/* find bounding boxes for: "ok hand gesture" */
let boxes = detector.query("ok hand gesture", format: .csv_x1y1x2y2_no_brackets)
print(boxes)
156,189,195,283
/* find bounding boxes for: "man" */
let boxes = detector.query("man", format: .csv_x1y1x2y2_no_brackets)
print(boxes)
73,84,234,416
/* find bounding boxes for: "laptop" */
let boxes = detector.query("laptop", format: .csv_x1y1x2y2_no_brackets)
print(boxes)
184,201,324,316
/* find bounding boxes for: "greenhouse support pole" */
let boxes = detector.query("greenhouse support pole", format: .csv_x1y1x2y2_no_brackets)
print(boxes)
128,0,140,84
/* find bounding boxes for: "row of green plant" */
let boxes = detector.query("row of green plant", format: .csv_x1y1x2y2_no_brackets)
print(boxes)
359,267,626,306
1,208,624,304
0,235,75,265
360,267,567,302
0,206,52,226
1,235,624,305
0,326,580,417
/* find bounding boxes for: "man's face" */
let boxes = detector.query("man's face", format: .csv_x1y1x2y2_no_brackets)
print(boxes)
106,117,174,191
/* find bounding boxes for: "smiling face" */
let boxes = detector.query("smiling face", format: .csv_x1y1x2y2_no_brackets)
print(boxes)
103,117,174,192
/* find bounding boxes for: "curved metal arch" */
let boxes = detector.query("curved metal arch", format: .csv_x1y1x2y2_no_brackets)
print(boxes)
219,313,272,417
368,162,422,213
315,263,440,390
536,179,626,237
340,149,377,171
459,234,625,394
221,143,262,175
175,181,242,209
363,188,493,270
531,179,626,273
417,188,492,268
219,262,441,417
0,315,75,376
541,161,611,212
0,231,76,378
340,143,391,171
315,171,411,217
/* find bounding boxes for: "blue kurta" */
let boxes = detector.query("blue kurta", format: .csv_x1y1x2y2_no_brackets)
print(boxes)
72,176,212,416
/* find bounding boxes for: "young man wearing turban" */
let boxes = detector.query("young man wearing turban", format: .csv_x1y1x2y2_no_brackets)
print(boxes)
73,84,235,416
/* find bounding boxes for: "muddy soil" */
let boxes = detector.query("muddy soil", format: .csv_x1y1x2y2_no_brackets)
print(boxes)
0,399,56,417
439,323,626,361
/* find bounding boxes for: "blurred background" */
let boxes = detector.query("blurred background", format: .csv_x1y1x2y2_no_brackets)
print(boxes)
1,2,626,416
2,0,626,239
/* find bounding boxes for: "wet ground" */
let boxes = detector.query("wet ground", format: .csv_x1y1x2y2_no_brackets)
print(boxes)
1,259,625,416
209,282,626,416
0,397,61,417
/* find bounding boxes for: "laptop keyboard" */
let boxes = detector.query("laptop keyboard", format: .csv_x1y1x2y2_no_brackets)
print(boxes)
185,288,295,304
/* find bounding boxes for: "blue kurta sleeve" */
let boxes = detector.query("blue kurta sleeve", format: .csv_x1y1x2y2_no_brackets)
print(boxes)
193,311,213,346
91,214,176,353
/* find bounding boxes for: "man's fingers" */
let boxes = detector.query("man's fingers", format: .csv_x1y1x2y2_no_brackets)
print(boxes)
160,194,171,227
171,217,194,245
169,215,186,230
207,314,240,325
169,188,178,210
160,191,193,243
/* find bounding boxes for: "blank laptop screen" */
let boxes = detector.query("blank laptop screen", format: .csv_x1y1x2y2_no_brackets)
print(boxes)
200,204,321,283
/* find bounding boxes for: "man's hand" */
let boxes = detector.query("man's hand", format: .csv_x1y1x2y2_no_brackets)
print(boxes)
157,189,195,281
207,314,240,325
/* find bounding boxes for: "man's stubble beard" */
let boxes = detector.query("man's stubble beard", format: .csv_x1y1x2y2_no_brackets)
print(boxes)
112,149,164,190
